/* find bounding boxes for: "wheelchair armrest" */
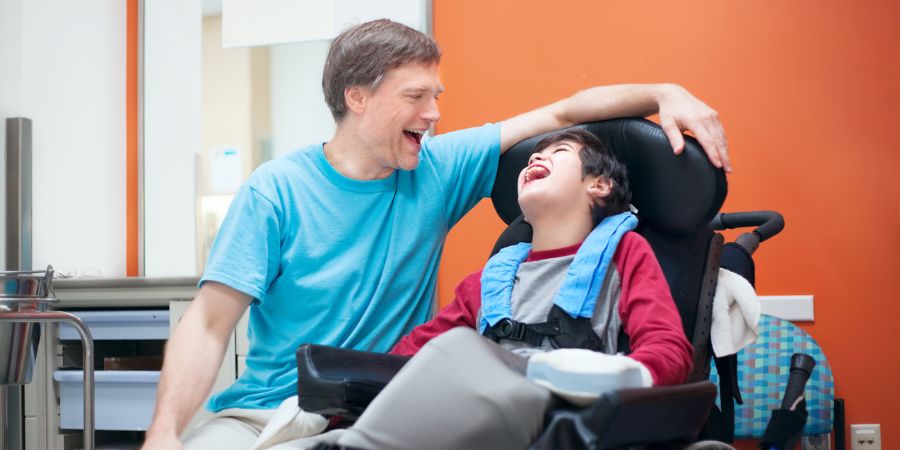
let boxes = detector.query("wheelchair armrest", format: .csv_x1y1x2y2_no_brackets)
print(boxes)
297,344,715,448
531,381,717,450
296,344,411,419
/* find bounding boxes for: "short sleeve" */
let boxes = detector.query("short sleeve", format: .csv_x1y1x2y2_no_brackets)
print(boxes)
422,123,501,226
199,185,282,302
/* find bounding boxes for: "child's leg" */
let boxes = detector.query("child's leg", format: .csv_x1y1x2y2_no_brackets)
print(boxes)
335,327,552,450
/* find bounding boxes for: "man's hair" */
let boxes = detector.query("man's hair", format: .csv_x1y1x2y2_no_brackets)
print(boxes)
322,19,441,121
531,128,632,225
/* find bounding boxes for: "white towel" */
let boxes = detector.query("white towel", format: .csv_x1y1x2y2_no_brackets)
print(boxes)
526,349,653,407
711,268,761,357
249,395,328,450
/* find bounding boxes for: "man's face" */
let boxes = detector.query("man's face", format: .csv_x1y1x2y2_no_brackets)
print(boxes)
357,63,443,171
517,140,596,221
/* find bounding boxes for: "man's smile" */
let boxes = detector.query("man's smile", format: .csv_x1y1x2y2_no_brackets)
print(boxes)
403,128,426,146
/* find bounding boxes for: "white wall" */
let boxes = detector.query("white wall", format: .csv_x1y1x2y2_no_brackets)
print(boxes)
0,0,126,276
143,0,202,277
0,0,24,269
270,41,334,157
222,0,427,48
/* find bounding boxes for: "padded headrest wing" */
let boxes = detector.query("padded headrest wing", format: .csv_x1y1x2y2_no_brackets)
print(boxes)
491,118,727,235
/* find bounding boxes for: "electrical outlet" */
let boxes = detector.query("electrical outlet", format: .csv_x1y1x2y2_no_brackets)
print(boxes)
851,424,881,450
803,434,831,450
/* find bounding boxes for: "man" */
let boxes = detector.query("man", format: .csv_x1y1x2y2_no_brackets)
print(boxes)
142,19,728,450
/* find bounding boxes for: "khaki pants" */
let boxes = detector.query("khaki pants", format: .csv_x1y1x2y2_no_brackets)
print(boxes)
182,401,340,450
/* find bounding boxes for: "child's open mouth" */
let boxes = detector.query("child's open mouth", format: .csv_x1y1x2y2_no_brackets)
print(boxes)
403,129,425,146
524,164,550,184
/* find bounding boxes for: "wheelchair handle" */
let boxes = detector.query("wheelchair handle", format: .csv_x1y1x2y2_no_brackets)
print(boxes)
780,353,816,410
710,211,785,240
710,211,785,255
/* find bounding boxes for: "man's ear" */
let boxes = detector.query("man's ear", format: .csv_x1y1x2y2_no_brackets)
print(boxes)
586,176,613,201
344,86,368,114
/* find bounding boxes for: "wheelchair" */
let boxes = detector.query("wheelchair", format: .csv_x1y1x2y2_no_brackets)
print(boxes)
294,118,792,450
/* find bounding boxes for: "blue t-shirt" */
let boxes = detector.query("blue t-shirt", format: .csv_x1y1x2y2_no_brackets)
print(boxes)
201,123,501,411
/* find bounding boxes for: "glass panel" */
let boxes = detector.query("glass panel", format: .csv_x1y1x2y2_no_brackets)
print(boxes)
197,14,336,272
144,0,429,275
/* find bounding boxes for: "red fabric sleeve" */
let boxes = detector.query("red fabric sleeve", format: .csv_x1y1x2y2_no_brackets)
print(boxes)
614,232,694,386
390,270,483,356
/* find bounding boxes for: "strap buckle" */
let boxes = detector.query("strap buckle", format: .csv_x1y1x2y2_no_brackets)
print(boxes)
496,318,526,341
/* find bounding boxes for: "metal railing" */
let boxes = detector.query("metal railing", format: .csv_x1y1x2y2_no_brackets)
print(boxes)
0,267,94,450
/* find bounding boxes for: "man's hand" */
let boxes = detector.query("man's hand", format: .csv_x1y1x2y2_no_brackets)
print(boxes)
656,84,731,172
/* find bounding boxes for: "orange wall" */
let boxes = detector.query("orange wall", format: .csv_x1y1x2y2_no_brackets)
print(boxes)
433,0,900,448
126,0,139,276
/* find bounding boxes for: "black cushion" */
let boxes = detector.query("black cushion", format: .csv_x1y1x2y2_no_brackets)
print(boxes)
529,381,717,450
296,344,410,418
491,118,726,234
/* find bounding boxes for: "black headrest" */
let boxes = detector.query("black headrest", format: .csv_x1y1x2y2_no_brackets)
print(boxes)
491,118,727,235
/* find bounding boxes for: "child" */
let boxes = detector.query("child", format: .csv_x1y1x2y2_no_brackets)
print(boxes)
290,129,693,450
391,128,693,387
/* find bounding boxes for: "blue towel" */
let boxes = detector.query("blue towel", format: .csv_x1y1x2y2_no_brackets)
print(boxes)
480,212,638,333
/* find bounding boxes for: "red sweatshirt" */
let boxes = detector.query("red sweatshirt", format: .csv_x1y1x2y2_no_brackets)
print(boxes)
391,232,694,386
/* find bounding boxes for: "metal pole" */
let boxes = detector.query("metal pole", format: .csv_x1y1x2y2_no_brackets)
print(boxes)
0,388,6,450
6,117,34,272
0,312,94,450
5,117,34,450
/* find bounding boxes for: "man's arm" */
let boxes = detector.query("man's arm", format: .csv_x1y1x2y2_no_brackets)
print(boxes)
141,282,251,449
500,83,731,172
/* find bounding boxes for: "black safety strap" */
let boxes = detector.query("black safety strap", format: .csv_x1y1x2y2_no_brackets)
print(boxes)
483,317,561,347
483,305,607,351
617,329,631,355
711,353,742,443
545,305,605,351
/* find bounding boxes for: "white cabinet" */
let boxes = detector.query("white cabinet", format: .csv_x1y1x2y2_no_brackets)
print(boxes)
58,311,170,341
22,277,249,450
54,371,160,431
53,309,167,434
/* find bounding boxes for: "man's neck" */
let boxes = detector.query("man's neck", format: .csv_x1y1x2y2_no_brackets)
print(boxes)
324,125,394,180
529,215,593,252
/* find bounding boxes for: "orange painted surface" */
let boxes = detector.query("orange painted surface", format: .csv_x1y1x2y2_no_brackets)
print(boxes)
126,0,139,276
433,0,900,447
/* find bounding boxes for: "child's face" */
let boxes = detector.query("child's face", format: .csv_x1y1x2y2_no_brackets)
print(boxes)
517,140,603,222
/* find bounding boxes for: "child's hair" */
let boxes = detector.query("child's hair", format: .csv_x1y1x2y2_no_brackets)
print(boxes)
531,128,631,225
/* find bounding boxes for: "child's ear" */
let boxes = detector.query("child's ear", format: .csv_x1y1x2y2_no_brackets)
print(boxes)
586,176,613,201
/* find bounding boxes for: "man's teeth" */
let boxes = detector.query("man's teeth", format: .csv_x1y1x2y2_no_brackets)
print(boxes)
404,129,425,135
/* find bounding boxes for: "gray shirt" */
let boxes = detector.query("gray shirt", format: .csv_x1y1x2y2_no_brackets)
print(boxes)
478,254,624,357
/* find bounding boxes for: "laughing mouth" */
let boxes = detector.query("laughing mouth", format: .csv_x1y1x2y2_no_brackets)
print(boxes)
523,164,550,184
403,129,425,145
